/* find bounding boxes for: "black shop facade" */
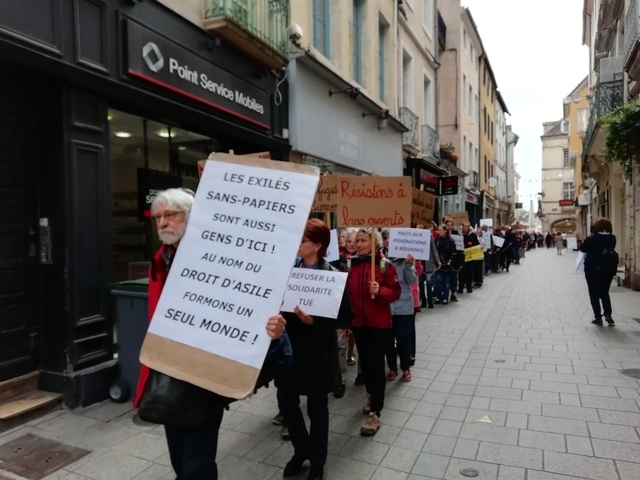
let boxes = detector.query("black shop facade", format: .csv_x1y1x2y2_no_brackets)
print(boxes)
0,1,289,407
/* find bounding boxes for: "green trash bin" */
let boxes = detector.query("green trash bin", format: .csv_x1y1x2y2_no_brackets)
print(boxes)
109,278,149,403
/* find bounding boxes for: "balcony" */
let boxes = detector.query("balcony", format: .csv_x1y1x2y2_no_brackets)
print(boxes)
421,125,439,158
204,0,289,69
399,107,420,150
438,11,446,51
625,0,640,80
582,80,624,168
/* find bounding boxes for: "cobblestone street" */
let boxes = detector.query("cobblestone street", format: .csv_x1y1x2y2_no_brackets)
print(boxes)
3,247,640,480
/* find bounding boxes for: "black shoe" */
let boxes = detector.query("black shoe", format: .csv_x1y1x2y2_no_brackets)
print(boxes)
410,356,416,366
442,300,449,305
283,455,307,477
280,426,290,439
457,290,464,294
592,318,603,326
420,301,427,308
428,300,434,309
306,467,324,480
272,414,284,426
333,384,346,398
354,374,365,386
605,314,615,326
434,299,441,304
467,289,473,293
450,295,458,302
473,283,482,288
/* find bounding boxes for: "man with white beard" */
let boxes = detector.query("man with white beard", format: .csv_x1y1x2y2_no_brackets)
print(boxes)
133,188,287,480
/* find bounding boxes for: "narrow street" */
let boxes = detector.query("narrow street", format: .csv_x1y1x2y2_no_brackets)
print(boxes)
1,248,639,480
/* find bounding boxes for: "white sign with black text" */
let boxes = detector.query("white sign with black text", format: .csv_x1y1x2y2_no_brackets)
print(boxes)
480,218,493,227
492,235,505,248
147,160,318,369
452,234,464,251
387,229,431,261
281,268,348,319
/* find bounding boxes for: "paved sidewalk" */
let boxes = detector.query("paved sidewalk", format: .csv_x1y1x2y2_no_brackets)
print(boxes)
2,247,640,480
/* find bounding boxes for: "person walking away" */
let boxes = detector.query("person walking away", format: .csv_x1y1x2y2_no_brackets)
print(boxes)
555,232,565,255
512,232,522,265
481,225,493,275
545,232,552,249
434,225,458,305
279,219,354,480
133,189,286,480
579,218,618,326
346,229,401,436
501,228,516,272
385,253,418,383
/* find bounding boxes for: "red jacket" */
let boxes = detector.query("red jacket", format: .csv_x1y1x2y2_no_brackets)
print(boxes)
133,245,171,408
346,254,401,329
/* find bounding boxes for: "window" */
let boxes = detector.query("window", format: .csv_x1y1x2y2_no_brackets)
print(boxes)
562,182,575,200
378,23,386,102
474,94,479,123
463,28,468,51
468,85,473,118
470,44,475,65
483,66,486,85
483,107,487,133
422,0,433,37
313,0,330,57
463,74,468,113
560,120,569,133
484,156,488,183
402,49,413,108
491,121,494,144
352,0,363,84
423,74,432,125
563,148,571,167
474,147,479,171
463,135,467,169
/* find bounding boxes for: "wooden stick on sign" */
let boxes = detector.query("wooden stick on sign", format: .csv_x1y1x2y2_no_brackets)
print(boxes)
323,171,330,226
371,171,377,299
228,149,235,155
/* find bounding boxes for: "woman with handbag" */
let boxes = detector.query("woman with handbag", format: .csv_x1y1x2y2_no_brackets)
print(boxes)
132,188,287,480
278,219,354,480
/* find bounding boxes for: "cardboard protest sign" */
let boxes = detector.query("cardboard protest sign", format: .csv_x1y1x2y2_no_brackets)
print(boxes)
480,218,493,227
141,153,319,399
452,234,464,251
281,268,348,319
324,229,340,263
336,176,412,228
464,245,484,262
448,211,469,228
198,152,271,177
312,176,340,213
492,235,505,248
387,228,432,261
411,188,436,226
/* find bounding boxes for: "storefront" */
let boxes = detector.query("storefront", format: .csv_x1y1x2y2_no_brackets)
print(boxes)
0,1,289,406
465,189,482,226
481,191,496,226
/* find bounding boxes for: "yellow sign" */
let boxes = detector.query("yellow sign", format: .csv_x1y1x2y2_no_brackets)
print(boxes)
464,245,484,262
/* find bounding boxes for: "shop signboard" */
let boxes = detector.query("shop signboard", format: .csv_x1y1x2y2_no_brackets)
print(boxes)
559,199,575,207
420,170,440,195
126,20,271,129
137,168,182,221
440,176,459,196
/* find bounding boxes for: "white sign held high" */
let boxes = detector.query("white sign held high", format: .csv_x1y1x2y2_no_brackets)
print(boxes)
452,234,464,251
281,268,348,319
147,160,318,369
324,229,340,263
492,235,505,248
482,230,493,248
480,218,493,227
387,228,431,261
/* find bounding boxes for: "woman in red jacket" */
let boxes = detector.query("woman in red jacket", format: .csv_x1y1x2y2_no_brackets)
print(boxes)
347,228,401,436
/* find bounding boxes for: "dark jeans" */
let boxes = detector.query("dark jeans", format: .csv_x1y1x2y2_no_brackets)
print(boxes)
425,273,435,302
512,246,520,263
585,271,614,318
164,403,225,480
500,249,512,270
280,392,329,468
386,314,414,372
484,252,492,273
435,270,456,301
352,326,390,415
472,260,483,285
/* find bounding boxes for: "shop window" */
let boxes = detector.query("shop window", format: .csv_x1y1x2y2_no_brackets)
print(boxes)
109,109,219,281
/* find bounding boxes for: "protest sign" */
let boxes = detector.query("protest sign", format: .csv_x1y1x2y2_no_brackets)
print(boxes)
281,268,348,319
482,229,493,248
464,245,484,262
324,229,340,263
492,235,505,248
575,251,585,274
198,151,271,177
336,176,412,228
140,153,319,399
480,218,493,227
566,234,578,250
312,175,340,213
452,234,464,251
411,188,436,226
387,228,432,261
448,211,469,228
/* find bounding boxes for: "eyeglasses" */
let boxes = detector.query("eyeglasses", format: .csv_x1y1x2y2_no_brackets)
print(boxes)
151,211,184,223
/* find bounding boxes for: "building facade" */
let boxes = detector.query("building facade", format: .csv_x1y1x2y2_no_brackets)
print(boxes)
479,56,498,222
495,92,510,226
506,125,520,224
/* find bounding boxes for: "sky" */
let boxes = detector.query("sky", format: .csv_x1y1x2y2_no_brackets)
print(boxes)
462,0,589,207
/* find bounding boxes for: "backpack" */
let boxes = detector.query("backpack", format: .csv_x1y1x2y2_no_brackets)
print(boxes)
254,332,293,391
597,248,619,272
346,256,388,274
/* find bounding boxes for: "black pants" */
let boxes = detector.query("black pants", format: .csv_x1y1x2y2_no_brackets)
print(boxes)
280,392,329,469
472,260,483,285
585,271,614,318
164,403,225,480
386,314,414,372
500,250,512,270
352,326,390,415
459,264,473,292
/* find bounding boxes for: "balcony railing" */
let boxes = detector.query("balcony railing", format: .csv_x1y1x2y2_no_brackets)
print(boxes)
399,107,420,149
582,80,624,161
625,0,640,78
438,11,446,50
204,0,289,69
421,125,439,158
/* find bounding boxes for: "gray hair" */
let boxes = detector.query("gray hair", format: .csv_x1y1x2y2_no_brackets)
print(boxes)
357,228,383,249
151,188,195,215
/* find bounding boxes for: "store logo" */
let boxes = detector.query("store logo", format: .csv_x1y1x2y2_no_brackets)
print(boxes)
142,42,164,72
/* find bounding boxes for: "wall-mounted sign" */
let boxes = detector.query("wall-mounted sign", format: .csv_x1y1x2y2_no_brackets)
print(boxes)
515,202,523,209
126,20,271,129
559,199,574,207
440,176,459,196
420,170,440,195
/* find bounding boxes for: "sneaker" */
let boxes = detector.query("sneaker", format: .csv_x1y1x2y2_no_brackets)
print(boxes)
347,355,356,366
401,370,412,382
360,413,381,437
592,318,603,326
272,414,284,426
467,289,473,293
410,356,416,366
605,314,615,326
306,467,324,480
386,371,398,381
362,399,371,415
354,374,365,386
434,299,441,304
283,455,307,477
450,295,458,302
442,300,449,305
280,426,290,439
333,383,346,398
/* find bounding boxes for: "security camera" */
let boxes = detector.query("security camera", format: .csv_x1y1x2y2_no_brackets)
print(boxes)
289,24,303,42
